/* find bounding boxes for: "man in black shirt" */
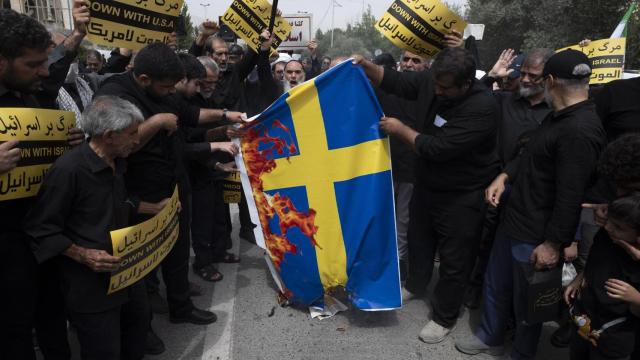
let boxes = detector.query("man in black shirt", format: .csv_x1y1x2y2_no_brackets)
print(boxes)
0,7,87,359
95,43,245,348
594,76,640,141
465,48,555,309
355,47,500,343
25,96,149,360
456,49,606,359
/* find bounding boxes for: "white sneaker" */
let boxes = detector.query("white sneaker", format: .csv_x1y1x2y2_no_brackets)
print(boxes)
419,320,455,344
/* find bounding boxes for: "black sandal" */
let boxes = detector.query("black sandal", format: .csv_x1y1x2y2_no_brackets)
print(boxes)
193,264,223,282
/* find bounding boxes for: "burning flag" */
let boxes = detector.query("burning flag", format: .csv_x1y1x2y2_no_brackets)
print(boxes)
235,60,401,311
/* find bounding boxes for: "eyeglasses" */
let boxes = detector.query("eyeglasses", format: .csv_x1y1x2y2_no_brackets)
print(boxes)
402,57,422,64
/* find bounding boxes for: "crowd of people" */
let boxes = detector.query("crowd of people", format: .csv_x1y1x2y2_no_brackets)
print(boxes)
0,1,639,359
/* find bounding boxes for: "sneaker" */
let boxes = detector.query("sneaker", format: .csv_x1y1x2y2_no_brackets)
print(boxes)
455,333,504,356
145,329,165,355
149,291,169,314
419,320,455,344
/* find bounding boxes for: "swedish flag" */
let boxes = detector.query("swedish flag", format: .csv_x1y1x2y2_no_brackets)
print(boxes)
239,60,401,310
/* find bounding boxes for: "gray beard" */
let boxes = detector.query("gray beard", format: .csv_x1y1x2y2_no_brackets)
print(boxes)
283,80,298,92
518,85,544,98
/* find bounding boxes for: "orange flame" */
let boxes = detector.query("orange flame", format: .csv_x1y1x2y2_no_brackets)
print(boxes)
241,120,319,269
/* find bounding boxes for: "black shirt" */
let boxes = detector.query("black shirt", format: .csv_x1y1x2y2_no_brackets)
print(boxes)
96,72,200,203
24,143,132,312
375,89,418,183
594,77,640,141
580,229,640,357
493,91,551,164
502,100,606,246
380,69,500,192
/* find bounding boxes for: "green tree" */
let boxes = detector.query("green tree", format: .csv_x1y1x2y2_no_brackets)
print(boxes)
176,3,196,51
466,0,640,70
314,6,402,61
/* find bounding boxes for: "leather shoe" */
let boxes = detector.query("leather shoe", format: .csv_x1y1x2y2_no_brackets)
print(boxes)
170,307,217,325
239,228,256,243
145,329,165,355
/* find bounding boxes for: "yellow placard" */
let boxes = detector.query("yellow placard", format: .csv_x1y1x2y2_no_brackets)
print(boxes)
108,186,180,294
557,38,626,85
223,171,241,204
376,0,467,58
221,0,292,53
87,0,182,51
0,108,75,201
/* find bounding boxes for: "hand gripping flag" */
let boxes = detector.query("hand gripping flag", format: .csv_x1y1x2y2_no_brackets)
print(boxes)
235,60,401,310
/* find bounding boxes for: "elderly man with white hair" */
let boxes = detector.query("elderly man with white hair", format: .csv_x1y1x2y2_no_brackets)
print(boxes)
25,96,167,360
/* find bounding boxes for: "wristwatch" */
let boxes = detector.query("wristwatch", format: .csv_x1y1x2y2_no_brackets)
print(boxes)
222,108,228,122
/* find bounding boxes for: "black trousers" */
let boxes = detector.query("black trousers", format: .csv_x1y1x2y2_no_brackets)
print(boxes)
68,282,149,360
404,186,486,328
192,181,232,269
35,260,71,360
0,231,38,360
238,190,254,233
468,204,501,288
570,332,631,360
143,184,193,316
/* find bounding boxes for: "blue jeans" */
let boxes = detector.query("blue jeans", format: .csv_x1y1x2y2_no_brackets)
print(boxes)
476,229,541,360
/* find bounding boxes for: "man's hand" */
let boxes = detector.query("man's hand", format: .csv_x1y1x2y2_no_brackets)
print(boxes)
579,39,592,48
530,240,561,270
488,49,517,78
137,197,171,215
564,272,585,305
226,125,245,139
582,203,608,227
64,244,121,272
613,239,640,262
605,279,640,305
307,39,318,56
564,242,578,262
215,161,237,173
150,113,178,134
443,30,463,48
485,173,508,207
260,29,274,52
166,32,178,51
379,117,407,136
226,111,246,124
67,127,85,146
0,141,21,174
211,142,239,156
72,0,90,36
196,21,219,46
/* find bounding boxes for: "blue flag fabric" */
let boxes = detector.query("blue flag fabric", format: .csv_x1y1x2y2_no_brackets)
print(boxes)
237,60,401,310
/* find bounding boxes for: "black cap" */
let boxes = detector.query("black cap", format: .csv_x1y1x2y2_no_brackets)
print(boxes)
543,49,592,80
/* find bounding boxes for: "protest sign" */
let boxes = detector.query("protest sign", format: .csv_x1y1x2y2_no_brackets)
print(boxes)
87,0,183,51
279,14,312,50
376,0,467,58
108,186,179,294
223,171,242,203
220,0,292,53
0,109,75,201
558,38,626,85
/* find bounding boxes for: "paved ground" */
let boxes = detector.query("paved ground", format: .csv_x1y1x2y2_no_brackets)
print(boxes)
51,206,570,360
